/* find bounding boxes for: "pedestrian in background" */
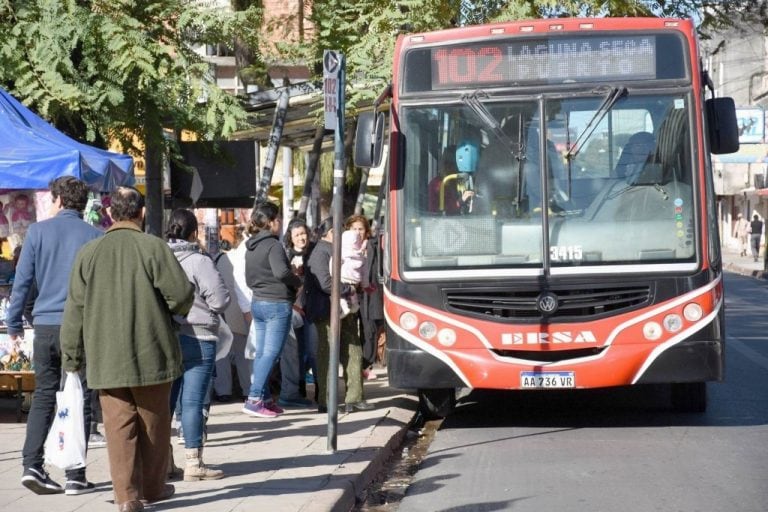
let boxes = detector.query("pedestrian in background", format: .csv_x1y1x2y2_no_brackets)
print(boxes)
8,176,102,496
241,202,302,418
61,187,194,512
278,218,315,408
733,213,749,257
213,226,253,402
166,208,229,482
750,213,764,262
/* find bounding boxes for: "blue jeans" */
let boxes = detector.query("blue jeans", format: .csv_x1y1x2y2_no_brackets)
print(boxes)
169,335,215,449
248,300,293,400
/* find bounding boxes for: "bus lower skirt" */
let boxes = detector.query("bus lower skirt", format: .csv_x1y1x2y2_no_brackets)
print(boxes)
386,347,465,390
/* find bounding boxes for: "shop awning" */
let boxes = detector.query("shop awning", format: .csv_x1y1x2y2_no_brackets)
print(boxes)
0,87,134,191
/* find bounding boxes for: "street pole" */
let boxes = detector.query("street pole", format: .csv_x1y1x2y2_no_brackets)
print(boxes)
324,50,345,452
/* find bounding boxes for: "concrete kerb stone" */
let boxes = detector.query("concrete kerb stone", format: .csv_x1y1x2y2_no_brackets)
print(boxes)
303,397,417,512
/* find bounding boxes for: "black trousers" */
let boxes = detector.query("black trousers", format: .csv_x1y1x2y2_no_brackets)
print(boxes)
21,324,92,479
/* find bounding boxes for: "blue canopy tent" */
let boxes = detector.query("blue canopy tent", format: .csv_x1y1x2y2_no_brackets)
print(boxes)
0,87,134,191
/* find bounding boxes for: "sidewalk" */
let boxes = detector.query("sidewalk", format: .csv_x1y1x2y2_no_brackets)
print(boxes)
0,373,417,512
722,244,768,279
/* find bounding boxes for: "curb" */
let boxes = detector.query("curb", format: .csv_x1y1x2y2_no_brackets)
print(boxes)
307,397,416,512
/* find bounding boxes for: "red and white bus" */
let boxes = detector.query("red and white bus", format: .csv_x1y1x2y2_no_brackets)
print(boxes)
355,17,739,417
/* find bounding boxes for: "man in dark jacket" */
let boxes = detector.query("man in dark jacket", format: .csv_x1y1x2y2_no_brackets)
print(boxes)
750,214,764,262
61,187,194,512
8,176,102,496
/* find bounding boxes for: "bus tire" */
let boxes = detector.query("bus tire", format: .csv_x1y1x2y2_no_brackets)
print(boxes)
418,388,456,419
671,382,707,413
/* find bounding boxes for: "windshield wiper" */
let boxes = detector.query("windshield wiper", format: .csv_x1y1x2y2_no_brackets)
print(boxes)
461,90,524,160
565,87,627,161
461,91,527,205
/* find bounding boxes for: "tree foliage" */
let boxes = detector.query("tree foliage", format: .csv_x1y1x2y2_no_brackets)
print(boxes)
0,0,262,156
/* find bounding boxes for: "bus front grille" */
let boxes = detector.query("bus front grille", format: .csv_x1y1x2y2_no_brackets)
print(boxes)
444,285,651,321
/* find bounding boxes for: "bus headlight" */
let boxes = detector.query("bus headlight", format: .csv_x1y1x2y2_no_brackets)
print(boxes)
643,321,662,341
400,312,418,331
437,328,457,347
683,303,703,322
419,322,437,340
663,314,683,333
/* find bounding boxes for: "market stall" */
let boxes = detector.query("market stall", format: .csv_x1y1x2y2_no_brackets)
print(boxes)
0,87,134,419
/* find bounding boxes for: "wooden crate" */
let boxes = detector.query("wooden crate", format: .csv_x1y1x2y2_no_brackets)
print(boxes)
0,371,35,422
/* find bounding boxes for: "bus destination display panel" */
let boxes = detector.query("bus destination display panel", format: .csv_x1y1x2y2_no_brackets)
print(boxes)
403,33,687,92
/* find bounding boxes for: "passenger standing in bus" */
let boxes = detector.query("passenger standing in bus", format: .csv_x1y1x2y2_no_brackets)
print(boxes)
733,213,749,257
749,214,764,262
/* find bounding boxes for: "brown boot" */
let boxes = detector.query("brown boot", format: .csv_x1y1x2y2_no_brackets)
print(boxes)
184,447,224,481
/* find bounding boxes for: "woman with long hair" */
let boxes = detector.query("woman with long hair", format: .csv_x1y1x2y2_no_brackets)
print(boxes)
166,208,229,481
277,218,316,407
241,202,302,418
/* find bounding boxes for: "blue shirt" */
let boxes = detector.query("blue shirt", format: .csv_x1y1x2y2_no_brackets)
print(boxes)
5,209,102,335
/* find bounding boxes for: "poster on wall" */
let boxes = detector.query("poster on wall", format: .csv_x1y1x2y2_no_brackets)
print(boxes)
736,107,765,144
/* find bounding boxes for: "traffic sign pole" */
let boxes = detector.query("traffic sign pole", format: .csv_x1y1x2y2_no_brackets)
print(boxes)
324,50,345,452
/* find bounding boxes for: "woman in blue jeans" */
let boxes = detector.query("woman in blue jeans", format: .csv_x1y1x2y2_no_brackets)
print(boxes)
166,209,230,481
242,202,302,418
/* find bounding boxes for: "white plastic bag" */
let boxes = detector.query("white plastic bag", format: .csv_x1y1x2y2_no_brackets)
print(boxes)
44,372,86,470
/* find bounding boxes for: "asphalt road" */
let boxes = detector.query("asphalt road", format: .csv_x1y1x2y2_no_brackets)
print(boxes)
396,271,768,512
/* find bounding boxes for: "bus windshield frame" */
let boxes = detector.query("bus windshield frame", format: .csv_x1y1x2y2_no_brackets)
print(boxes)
396,85,699,279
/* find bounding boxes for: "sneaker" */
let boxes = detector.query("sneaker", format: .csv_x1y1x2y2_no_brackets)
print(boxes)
176,424,185,445
277,396,314,408
305,371,315,385
264,399,284,414
64,479,96,495
88,432,107,448
242,399,278,418
21,466,63,494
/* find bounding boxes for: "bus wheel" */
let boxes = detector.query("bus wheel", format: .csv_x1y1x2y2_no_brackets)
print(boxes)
671,382,707,413
418,388,456,419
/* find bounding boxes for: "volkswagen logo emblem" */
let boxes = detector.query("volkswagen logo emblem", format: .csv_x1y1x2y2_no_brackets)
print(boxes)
537,292,559,316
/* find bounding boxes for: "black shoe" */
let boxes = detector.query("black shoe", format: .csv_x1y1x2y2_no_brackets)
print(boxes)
344,401,374,413
214,394,232,403
21,466,63,495
317,405,328,414
65,479,96,495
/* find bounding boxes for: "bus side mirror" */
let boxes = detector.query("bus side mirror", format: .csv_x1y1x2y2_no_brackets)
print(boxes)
354,111,385,168
706,97,739,155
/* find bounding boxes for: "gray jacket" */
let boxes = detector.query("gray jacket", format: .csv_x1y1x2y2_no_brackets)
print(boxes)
168,239,230,340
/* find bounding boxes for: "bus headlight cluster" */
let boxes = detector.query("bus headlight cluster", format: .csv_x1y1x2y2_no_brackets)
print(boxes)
399,312,457,346
642,303,703,341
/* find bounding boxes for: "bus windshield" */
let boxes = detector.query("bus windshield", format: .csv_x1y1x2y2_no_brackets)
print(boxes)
400,92,695,271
